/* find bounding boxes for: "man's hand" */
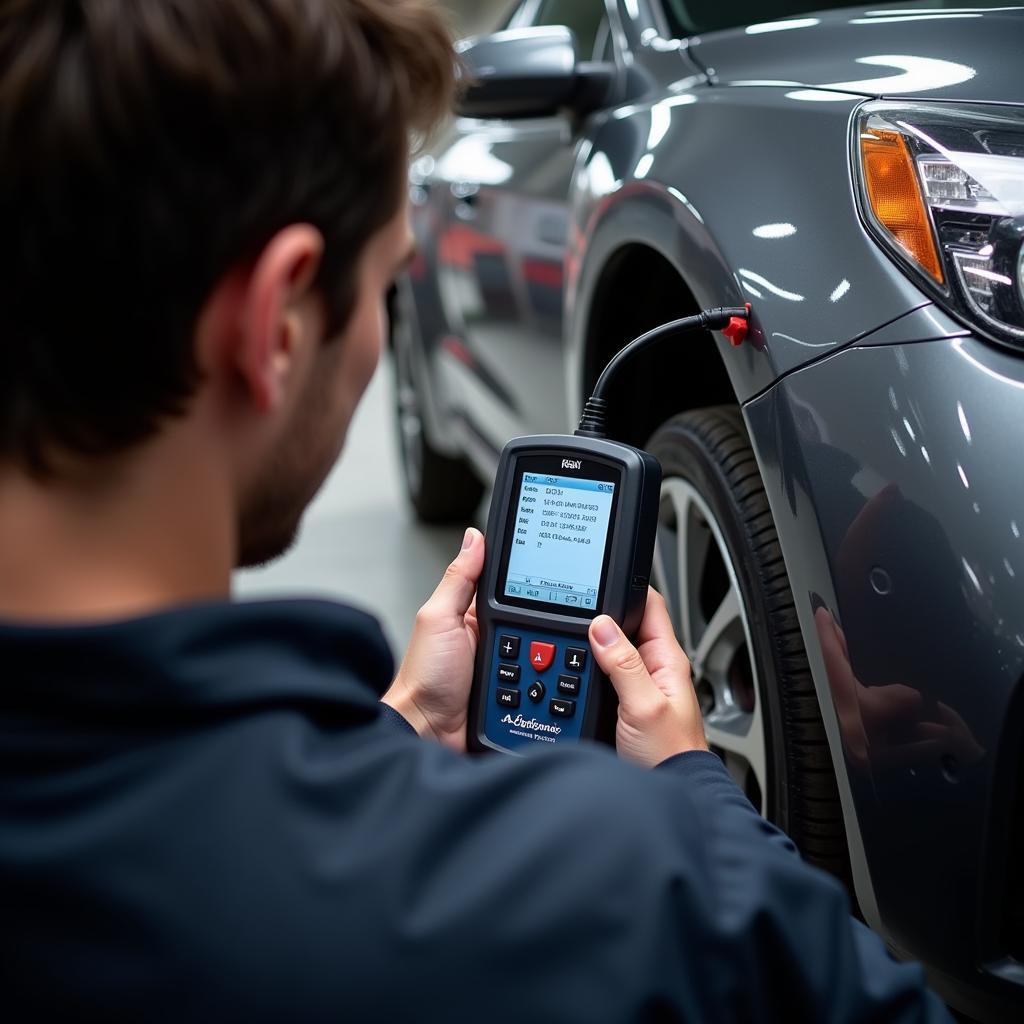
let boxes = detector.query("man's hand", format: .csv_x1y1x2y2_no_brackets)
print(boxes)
382,528,485,752
589,588,708,768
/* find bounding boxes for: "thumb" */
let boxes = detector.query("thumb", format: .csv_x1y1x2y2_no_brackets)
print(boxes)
419,528,485,628
589,615,657,715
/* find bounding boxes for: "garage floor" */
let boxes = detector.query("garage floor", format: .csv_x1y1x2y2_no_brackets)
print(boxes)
234,360,486,656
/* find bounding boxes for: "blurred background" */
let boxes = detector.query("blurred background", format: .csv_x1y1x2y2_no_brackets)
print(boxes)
234,0,508,653
447,1,508,37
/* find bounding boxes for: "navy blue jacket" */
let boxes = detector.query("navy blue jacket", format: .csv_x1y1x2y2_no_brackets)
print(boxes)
0,599,951,1022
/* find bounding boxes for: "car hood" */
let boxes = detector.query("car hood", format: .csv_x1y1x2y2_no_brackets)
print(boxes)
688,3,1024,105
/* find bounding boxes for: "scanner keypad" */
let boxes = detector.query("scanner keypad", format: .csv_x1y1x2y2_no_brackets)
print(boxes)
485,628,592,749
565,647,587,672
497,664,520,684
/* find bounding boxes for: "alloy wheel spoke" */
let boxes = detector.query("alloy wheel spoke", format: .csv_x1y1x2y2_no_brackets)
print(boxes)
676,493,709,657
692,586,741,678
652,524,680,641
705,698,767,815
656,480,713,654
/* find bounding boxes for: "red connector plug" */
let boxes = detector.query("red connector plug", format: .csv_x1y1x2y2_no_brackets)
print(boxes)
722,303,752,347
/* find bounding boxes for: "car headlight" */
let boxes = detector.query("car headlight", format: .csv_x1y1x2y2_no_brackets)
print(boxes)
854,101,1024,347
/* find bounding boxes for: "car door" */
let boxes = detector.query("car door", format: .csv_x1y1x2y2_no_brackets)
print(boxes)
432,0,614,450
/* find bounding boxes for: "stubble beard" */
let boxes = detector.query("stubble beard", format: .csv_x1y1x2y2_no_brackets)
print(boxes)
235,363,345,569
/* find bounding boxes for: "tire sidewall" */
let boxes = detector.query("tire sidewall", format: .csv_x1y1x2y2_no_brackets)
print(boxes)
647,418,792,829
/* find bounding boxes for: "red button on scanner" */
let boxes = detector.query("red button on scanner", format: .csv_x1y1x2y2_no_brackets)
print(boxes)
528,641,555,672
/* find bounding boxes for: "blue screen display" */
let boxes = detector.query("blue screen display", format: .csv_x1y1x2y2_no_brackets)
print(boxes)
504,473,615,610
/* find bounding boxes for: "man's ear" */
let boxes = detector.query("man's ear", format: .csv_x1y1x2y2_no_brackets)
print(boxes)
199,225,326,414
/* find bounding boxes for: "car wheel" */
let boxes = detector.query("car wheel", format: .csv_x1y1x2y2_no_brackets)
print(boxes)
391,300,484,524
647,407,850,880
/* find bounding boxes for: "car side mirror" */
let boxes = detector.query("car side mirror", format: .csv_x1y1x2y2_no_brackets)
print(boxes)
455,26,617,120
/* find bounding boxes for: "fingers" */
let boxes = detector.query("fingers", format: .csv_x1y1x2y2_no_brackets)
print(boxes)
416,528,485,632
589,615,662,719
816,607,859,701
859,682,922,724
634,589,690,691
816,607,869,763
591,611,707,767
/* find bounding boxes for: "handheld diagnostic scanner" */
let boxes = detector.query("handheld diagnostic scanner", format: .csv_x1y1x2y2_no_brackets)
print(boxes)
468,306,751,754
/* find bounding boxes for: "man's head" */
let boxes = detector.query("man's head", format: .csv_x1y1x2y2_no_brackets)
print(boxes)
0,0,455,566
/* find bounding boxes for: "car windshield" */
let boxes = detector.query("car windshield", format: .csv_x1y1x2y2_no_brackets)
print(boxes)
661,2,885,36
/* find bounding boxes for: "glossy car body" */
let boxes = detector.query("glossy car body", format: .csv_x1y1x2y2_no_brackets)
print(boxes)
397,2,1024,1018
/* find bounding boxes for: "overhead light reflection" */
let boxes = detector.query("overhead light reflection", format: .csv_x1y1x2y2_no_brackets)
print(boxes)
863,6,1023,12
786,54,976,103
634,153,655,179
667,186,704,224
957,401,972,443
851,14,983,24
963,558,983,594
746,18,820,33
611,103,643,121
952,338,1024,391
772,331,832,348
730,79,804,88
737,268,804,301
964,265,1013,286
435,137,513,186
957,463,970,489
647,104,671,149
752,222,797,239
586,151,620,196
645,95,697,150
830,279,851,302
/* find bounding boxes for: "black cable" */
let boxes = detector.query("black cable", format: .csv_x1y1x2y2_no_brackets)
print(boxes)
575,306,750,439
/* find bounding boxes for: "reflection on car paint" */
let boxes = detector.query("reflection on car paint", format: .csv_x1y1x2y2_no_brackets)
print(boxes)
784,55,977,102
746,335,1022,978
829,279,851,302
745,18,821,34
737,268,805,302
752,222,797,239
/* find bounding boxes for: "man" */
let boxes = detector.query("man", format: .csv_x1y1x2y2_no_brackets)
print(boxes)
0,2,951,1020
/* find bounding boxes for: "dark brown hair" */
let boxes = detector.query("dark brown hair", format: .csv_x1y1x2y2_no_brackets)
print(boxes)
0,0,455,473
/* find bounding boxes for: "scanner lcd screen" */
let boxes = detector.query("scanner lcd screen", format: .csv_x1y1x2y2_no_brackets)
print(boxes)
503,473,615,611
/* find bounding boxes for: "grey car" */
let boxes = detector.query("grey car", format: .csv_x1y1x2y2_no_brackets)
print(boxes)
391,2,1024,1018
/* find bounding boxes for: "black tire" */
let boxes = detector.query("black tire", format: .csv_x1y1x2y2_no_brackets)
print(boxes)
391,301,484,524
646,407,851,883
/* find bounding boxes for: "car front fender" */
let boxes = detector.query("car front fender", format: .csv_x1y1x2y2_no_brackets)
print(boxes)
566,84,932,412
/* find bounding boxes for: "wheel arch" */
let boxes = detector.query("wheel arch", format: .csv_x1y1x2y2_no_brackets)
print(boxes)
567,185,755,445
578,241,736,447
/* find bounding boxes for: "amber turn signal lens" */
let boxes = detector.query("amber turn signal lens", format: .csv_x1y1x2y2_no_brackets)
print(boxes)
861,128,944,284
